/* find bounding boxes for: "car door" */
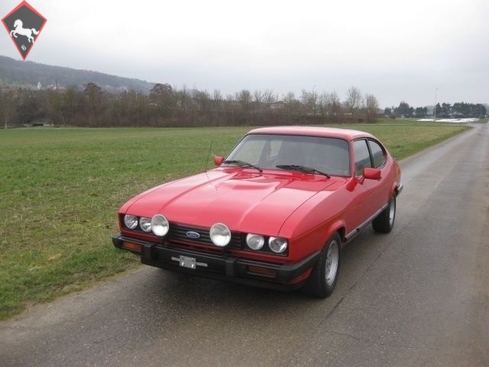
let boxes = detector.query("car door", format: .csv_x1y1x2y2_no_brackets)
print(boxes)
364,138,389,210
346,138,388,231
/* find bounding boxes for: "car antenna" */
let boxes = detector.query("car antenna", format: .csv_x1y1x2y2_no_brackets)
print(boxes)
204,140,214,182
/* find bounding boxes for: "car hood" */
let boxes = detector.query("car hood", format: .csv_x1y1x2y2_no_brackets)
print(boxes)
121,168,341,235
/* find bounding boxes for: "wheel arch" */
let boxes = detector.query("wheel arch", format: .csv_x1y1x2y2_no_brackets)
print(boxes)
391,181,403,199
323,219,347,247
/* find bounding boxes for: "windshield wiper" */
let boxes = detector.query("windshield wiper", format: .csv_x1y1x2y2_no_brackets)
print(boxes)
276,164,330,178
223,160,263,173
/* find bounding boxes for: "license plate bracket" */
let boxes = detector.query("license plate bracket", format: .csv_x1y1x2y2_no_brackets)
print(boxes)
179,255,196,269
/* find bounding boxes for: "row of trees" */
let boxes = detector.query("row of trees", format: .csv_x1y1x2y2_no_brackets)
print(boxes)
386,101,487,119
0,84,380,128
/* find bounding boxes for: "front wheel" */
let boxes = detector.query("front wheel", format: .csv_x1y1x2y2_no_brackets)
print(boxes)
372,195,396,233
302,233,341,298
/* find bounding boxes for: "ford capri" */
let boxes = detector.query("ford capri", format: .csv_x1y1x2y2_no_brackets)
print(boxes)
112,126,403,297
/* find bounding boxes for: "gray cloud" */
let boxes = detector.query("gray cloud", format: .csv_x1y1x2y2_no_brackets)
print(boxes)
1,0,487,108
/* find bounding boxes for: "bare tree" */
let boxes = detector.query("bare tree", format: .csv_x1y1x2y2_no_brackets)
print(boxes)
194,90,211,111
253,90,264,103
212,90,223,111
283,92,302,117
84,82,103,125
253,90,264,112
262,90,277,109
63,86,77,123
236,90,252,111
45,89,63,125
149,83,174,121
0,89,17,129
345,86,363,116
301,89,318,116
176,85,191,112
149,83,172,102
318,91,342,119
364,94,379,122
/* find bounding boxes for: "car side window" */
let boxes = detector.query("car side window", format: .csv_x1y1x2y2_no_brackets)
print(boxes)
354,139,371,176
368,140,386,168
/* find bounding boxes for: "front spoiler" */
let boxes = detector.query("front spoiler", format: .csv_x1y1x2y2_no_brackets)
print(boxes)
112,235,320,291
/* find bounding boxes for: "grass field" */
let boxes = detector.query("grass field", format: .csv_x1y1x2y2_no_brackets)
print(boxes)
0,120,472,320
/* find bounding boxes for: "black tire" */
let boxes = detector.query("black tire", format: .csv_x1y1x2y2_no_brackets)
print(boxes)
372,195,396,233
302,233,341,298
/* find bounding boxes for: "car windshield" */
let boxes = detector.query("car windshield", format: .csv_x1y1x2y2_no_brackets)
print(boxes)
224,134,351,177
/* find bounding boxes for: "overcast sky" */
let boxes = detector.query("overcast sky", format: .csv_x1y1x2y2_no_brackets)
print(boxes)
1,0,488,108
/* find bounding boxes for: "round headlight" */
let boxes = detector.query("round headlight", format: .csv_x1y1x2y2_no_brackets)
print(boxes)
124,214,138,230
139,217,152,232
151,214,169,237
269,237,288,254
246,234,265,250
210,223,231,247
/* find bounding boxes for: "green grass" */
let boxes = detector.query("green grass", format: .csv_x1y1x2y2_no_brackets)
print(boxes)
0,120,471,320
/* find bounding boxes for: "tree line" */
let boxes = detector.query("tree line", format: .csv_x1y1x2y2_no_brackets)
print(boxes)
0,83,380,128
385,101,487,119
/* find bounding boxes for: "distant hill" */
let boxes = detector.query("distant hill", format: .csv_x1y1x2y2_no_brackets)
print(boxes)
0,55,155,93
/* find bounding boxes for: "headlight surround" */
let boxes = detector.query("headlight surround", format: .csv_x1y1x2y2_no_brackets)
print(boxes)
246,234,265,250
210,223,231,247
269,237,288,254
123,214,138,230
151,214,169,237
139,217,152,232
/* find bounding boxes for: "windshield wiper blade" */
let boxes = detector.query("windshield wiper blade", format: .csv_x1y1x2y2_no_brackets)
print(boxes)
223,160,263,173
276,164,330,178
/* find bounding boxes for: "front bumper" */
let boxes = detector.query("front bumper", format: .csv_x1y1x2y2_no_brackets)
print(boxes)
112,234,320,291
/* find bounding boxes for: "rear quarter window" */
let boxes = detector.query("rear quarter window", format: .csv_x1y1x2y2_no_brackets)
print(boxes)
368,140,386,168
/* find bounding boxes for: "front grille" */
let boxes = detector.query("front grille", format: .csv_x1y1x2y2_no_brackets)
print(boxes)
167,223,243,250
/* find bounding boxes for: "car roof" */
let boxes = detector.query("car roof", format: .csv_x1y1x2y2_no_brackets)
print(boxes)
247,126,375,141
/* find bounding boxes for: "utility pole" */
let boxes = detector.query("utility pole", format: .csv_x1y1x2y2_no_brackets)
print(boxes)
434,88,438,122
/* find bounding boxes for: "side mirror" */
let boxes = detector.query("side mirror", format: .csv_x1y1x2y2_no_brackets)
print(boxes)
363,167,381,180
214,156,225,166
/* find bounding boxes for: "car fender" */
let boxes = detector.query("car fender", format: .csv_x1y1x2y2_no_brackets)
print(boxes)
390,179,404,199
324,219,347,246
390,182,398,199
284,213,347,262
391,160,403,198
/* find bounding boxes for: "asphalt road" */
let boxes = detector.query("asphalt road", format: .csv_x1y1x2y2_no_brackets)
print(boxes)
1,123,488,367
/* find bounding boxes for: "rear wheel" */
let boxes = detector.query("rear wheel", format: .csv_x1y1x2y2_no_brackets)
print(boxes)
302,233,341,298
372,195,396,233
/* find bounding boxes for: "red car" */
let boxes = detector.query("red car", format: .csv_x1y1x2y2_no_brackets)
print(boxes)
112,126,403,297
